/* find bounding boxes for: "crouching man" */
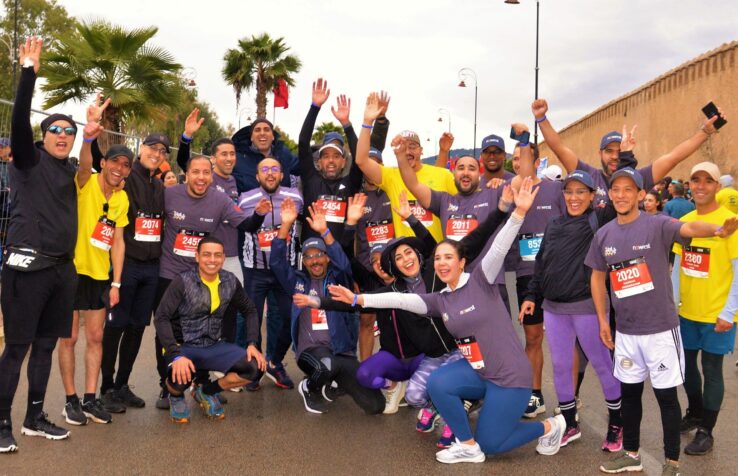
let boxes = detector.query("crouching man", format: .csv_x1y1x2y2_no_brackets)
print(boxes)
154,237,266,423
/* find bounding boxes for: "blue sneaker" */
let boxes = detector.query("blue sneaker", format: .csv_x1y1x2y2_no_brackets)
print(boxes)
244,374,263,392
416,407,440,433
168,395,190,424
193,387,224,420
265,362,295,389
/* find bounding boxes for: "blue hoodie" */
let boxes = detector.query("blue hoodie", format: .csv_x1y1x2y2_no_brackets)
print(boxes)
231,123,299,193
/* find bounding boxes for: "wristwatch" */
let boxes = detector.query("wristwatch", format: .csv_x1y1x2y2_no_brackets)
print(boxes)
23,57,35,68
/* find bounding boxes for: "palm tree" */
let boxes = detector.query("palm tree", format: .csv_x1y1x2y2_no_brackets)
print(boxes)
40,20,182,136
222,33,302,119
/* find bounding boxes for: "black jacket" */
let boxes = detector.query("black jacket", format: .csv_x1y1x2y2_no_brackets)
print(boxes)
154,269,259,361
7,67,77,259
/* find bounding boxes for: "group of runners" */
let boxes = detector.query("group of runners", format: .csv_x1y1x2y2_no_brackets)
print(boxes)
0,37,736,476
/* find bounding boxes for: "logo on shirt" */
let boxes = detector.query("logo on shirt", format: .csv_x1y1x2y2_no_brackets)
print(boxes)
473,202,489,209
620,358,633,369
596,187,607,197
216,185,225,193
295,283,305,293
604,246,617,257
200,217,214,223
459,305,476,315
363,206,372,215
447,203,459,212
308,289,318,296
632,243,651,251
172,211,186,221
657,362,668,372
442,313,449,322
536,205,552,210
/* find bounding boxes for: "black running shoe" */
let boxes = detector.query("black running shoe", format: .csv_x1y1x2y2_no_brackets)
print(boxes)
62,400,87,426
299,379,327,414
101,389,126,414
684,428,714,455
117,385,146,408
20,413,69,440
680,410,701,433
82,399,112,424
156,388,170,410
0,420,18,453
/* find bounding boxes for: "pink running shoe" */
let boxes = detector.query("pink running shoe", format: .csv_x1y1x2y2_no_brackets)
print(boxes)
601,425,624,452
437,424,454,448
416,407,439,433
560,425,581,447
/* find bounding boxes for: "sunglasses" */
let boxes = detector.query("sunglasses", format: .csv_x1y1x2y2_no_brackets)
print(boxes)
260,165,281,174
303,252,326,260
47,125,77,136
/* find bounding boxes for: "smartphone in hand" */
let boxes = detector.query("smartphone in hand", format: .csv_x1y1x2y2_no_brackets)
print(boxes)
510,127,531,144
702,102,727,130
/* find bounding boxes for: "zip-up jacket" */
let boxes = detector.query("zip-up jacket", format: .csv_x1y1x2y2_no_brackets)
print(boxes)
230,127,299,193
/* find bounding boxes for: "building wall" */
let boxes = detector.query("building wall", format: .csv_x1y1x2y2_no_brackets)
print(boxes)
539,42,737,182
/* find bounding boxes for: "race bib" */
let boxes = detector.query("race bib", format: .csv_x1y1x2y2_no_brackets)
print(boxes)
519,233,544,261
404,200,433,227
134,212,162,242
446,214,478,241
456,336,485,370
90,217,116,251
315,195,347,223
366,219,394,245
173,229,207,258
681,246,710,279
609,257,654,298
257,226,289,252
311,308,328,331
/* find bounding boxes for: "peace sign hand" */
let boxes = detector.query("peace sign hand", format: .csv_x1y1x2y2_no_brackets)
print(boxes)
86,92,111,124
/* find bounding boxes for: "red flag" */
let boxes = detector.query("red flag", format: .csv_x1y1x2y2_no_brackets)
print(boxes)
273,79,289,109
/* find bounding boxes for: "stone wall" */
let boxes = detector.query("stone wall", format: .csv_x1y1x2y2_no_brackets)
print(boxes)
539,42,738,181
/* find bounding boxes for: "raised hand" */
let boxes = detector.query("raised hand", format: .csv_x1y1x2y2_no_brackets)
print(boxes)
620,124,637,152
439,132,454,152
280,197,298,226
702,106,727,135
390,134,407,158
511,122,529,136
331,94,351,126
254,197,272,216
184,108,205,138
328,284,356,305
312,78,330,107
363,92,383,124
83,121,104,141
531,99,548,120
377,91,391,116
346,193,367,225
19,36,43,74
392,190,412,220
306,204,328,235
511,176,540,215
86,92,111,124
498,184,514,212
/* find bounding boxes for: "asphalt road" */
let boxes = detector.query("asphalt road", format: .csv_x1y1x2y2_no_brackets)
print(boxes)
1,277,736,475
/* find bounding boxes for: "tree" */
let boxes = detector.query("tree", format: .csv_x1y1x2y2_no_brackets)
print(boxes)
0,0,76,100
39,20,182,140
222,33,301,118
311,121,345,146
274,125,297,156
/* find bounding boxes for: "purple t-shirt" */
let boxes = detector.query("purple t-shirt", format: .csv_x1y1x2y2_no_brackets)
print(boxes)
429,187,508,282
356,189,393,271
211,173,240,257
577,160,654,208
584,212,683,335
296,278,332,357
515,180,566,277
160,184,247,280
419,270,532,388
239,186,303,269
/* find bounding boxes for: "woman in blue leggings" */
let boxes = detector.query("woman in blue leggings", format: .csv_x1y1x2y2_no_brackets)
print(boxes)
331,177,567,464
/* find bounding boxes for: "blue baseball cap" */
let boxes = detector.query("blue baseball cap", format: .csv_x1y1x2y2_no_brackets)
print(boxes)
322,132,345,146
368,147,383,162
369,243,387,256
563,169,595,191
599,131,622,150
481,134,505,153
303,237,327,254
609,167,644,190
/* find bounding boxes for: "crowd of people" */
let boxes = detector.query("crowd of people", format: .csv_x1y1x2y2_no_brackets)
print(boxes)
0,37,737,476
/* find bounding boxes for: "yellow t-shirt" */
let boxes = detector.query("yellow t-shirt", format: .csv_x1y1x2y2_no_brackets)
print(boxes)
201,275,221,314
673,206,738,323
716,187,738,214
379,164,457,242
74,174,130,280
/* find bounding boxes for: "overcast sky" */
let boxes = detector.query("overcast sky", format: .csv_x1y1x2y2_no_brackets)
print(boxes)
25,0,738,163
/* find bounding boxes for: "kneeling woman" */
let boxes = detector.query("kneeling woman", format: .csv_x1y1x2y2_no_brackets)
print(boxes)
330,178,566,464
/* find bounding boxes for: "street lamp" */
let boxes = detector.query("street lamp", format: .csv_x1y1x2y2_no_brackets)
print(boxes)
505,0,541,145
437,108,451,133
457,68,478,157
238,106,254,129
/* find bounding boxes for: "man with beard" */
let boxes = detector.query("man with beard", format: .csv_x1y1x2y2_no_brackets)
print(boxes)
58,120,132,426
238,158,303,389
480,134,515,183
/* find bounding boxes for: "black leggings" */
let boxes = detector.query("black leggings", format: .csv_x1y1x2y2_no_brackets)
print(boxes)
683,349,724,430
0,336,57,421
167,358,263,394
297,346,385,415
621,382,681,461
100,325,146,393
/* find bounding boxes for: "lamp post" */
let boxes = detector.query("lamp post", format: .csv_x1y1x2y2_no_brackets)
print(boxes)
457,68,478,157
238,106,254,129
437,108,451,133
505,0,540,145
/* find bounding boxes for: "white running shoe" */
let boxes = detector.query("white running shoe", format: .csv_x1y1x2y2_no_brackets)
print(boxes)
536,414,566,456
435,439,486,464
382,381,406,415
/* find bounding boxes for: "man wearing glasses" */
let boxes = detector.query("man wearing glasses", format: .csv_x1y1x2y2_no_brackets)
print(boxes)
238,158,303,390
1,37,79,452
480,134,515,184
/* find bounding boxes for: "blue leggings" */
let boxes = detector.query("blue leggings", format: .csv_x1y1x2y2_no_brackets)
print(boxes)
428,359,545,454
356,351,425,389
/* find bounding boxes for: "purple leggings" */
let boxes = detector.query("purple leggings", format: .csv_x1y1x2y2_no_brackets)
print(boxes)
544,311,621,402
356,351,425,389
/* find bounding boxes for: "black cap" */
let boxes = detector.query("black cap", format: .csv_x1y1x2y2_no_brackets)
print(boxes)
41,113,76,135
104,144,134,162
143,133,171,153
